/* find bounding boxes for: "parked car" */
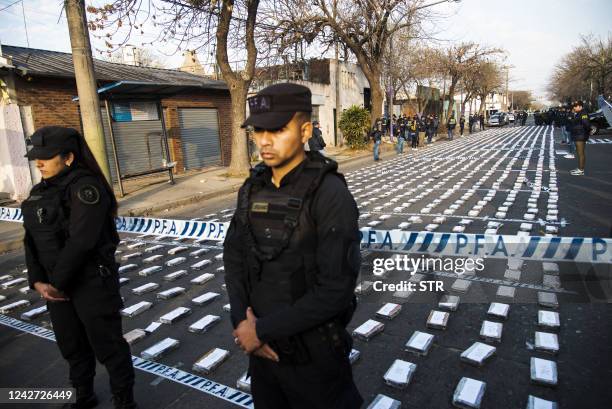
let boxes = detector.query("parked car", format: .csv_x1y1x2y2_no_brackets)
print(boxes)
588,109,610,135
488,114,503,126
500,112,509,125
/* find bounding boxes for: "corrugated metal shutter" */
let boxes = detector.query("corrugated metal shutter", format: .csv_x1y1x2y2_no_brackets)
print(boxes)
101,107,167,182
178,108,221,169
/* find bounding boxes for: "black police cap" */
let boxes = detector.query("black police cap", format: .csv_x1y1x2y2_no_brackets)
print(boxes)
242,83,312,130
25,126,80,160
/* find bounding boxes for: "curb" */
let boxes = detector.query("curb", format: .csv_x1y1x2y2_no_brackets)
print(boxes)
122,182,244,217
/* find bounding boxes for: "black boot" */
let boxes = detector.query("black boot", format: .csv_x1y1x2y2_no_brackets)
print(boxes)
111,388,138,409
64,382,98,409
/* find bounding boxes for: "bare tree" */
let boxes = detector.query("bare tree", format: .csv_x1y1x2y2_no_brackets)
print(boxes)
380,32,439,115
548,33,612,105
510,90,533,111
87,0,264,176
268,0,434,124
430,42,502,123
473,61,503,116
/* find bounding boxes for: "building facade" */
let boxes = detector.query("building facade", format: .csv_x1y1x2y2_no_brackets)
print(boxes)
0,45,232,199
249,58,379,147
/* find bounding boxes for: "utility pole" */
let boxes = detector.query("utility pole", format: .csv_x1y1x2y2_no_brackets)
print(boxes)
333,0,342,146
505,67,509,111
65,0,112,183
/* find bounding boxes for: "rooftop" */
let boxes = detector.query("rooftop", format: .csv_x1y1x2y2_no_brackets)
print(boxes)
0,45,227,91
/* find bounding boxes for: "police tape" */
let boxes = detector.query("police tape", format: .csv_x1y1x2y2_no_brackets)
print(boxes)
361,229,611,264
2,206,610,263
0,207,228,242
0,314,254,408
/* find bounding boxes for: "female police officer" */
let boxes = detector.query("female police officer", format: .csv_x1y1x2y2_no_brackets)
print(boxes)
21,126,137,409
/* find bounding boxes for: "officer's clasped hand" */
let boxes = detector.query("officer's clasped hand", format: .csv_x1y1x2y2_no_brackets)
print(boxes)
33,282,69,302
233,307,262,353
253,343,280,362
233,307,279,362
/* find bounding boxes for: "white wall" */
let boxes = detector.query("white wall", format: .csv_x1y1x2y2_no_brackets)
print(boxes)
247,59,380,147
0,104,32,200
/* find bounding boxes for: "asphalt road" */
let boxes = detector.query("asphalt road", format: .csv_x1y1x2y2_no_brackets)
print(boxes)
0,124,611,409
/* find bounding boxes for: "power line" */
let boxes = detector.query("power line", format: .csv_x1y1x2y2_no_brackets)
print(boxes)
20,0,29,46
0,0,22,12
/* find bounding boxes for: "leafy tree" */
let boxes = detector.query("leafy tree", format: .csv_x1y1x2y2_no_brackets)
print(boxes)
339,105,370,149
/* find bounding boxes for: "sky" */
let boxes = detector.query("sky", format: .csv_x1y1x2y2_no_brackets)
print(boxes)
1,0,611,102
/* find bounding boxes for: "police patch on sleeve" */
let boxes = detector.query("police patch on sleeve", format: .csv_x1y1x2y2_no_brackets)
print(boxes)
77,184,100,205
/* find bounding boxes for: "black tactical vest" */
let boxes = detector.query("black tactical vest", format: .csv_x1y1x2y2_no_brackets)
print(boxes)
21,168,93,273
236,152,345,318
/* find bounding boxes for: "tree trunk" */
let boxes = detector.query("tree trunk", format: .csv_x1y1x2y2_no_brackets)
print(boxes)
227,80,250,177
354,56,383,125
478,94,487,117
368,76,384,125
215,0,258,178
461,96,471,116
445,80,457,123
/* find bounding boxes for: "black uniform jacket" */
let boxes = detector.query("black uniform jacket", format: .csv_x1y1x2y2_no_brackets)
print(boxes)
223,156,361,344
23,167,118,292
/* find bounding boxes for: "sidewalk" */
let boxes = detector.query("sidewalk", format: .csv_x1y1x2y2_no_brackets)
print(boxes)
0,132,458,253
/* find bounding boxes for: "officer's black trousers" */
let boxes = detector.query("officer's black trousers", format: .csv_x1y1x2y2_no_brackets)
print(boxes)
249,337,363,409
47,271,134,394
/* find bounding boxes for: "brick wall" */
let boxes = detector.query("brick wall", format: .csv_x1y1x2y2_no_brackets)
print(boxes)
14,76,83,133
14,76,233,173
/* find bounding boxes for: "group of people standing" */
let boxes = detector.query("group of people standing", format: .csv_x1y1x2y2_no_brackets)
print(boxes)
514,111,529,126
369,111,490,161
369,114,440,160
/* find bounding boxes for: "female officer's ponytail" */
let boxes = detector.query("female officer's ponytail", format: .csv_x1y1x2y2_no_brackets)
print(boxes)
67,130,118,217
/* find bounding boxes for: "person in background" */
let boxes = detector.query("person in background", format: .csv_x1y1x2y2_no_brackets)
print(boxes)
568,100,591,176
371,120,383,161
447,113,457,140
426,115,435,144
410,116,419,150
308,121,327,156
459,115,466,136
417,115,427,147
396,120,407,154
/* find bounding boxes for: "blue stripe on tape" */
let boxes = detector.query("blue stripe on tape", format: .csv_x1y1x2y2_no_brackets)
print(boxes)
564,237,584,260
196,223,208,238
0,314,253,408
433,233,451,253
521,236,541,258
179,221,191,237
187,222,199,237
543,237,561,259
402,232,419,251
417,232,435,252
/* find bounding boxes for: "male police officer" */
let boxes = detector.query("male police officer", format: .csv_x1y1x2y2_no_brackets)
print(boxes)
568,100,591,175
224,83,363,409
